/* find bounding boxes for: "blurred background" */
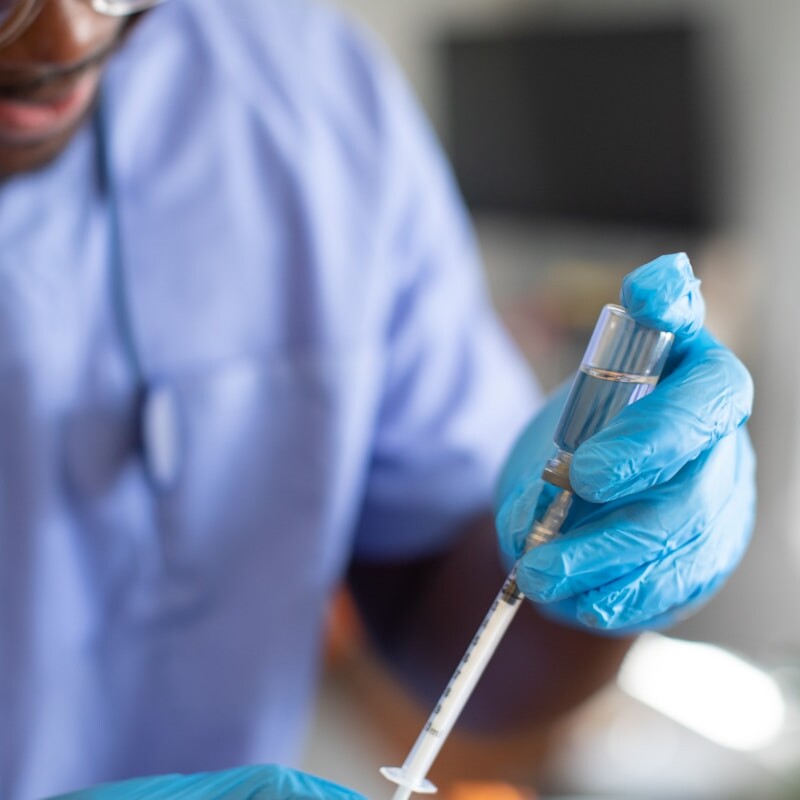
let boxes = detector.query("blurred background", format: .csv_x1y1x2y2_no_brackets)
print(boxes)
301,1,800,797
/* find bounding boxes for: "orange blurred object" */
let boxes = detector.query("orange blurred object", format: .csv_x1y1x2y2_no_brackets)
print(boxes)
323,587,366,666
444,781,536,800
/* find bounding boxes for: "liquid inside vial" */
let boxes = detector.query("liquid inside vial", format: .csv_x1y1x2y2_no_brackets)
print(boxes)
555,366,657,453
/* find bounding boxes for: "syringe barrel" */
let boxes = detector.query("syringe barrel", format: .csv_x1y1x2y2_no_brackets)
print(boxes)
544,304,674,490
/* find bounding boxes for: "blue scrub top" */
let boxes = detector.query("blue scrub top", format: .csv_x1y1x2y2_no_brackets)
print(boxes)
0,1,540,797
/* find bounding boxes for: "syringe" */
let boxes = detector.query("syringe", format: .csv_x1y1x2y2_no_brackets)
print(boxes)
381,304,674,800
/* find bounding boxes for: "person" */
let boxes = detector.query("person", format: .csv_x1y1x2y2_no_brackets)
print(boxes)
0,1,755,798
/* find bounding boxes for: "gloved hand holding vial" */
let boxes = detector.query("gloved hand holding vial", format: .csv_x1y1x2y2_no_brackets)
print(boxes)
383,253,755,799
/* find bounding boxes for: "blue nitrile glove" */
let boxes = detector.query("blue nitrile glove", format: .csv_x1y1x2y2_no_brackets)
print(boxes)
49,764,366,799
495,253,756,632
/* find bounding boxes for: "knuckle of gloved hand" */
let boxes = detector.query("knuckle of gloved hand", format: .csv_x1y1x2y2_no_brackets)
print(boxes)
698,347,753,437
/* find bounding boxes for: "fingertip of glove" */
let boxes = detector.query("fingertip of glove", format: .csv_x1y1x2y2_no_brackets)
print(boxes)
621,253,705,338
516,566,556,602
569,472,611,504
517,546,569,602
570,443,633,503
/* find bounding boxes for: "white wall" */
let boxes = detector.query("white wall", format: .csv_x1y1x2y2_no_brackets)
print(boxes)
334,0,800,660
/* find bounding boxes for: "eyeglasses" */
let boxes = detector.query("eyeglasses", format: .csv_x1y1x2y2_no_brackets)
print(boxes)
0,0,165,48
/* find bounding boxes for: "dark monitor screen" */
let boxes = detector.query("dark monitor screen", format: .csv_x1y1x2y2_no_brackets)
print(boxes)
441,22,711,231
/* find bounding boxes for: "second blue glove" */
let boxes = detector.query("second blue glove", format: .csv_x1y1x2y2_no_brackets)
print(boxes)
49,764,366,800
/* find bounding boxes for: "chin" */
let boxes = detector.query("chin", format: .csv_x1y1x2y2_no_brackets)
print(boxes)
0,103,95,178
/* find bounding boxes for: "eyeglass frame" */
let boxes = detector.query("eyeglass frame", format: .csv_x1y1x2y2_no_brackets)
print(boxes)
0,0,166,48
